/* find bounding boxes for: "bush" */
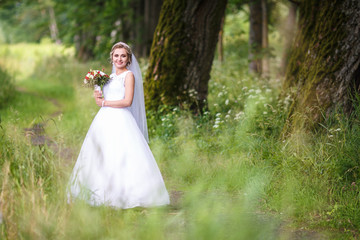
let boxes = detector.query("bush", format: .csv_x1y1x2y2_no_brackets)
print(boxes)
0,65,15,109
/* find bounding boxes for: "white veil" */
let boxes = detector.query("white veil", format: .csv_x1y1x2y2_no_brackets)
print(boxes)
111,43,149,142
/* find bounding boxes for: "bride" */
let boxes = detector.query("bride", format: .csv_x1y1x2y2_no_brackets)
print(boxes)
68,42,170,209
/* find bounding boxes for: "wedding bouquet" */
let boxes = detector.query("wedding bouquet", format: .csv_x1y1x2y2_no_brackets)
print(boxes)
83,69,110,91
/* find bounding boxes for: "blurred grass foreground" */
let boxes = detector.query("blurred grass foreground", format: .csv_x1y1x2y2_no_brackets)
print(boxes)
0,41,360,239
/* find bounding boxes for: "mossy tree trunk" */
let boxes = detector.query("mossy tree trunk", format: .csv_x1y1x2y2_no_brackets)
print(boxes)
280,2,297,75
144,0,227,112
284,0,360,129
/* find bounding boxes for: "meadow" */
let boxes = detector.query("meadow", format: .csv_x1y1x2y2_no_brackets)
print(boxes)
0,15,360,240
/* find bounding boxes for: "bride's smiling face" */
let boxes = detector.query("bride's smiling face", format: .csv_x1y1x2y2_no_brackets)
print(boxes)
112,48,129,69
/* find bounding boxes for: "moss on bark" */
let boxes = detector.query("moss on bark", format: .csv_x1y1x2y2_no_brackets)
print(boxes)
283,0,360,131
144,0,227,112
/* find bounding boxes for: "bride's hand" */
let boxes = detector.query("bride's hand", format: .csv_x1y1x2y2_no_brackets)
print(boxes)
95,96,104,107
93,90,102,98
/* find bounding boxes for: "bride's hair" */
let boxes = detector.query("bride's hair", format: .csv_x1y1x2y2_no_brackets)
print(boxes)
109,42,133,67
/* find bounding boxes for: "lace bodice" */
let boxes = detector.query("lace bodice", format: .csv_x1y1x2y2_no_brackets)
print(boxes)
103,71,130,101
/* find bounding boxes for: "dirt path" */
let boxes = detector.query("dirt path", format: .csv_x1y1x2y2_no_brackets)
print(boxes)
17,87,75,162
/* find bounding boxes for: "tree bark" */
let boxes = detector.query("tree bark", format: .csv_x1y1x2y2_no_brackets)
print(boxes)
74,30,96,62
261,0,269,77
249,0,263,74
280,2,297,75
218,15,225,63
144,0,228,112
284,0,360,129
144,0,163,57
48,6,60,44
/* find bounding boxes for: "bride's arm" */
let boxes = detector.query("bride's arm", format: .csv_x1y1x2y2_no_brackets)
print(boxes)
95,72,135,108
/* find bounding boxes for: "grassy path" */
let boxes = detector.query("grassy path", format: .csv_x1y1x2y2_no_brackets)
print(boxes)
1,44,358,239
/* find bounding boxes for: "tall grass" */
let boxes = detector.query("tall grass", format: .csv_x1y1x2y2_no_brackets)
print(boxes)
0,39,359,239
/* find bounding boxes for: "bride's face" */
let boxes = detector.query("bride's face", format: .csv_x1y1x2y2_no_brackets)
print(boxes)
112,48,129,69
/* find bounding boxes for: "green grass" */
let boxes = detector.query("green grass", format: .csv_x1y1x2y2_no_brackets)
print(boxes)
0,34,359,240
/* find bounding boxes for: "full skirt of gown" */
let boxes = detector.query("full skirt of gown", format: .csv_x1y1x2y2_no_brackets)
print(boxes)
68,71,170,209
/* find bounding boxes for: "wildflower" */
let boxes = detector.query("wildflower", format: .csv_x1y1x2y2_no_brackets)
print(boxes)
225,99,229,105
213,124,219,128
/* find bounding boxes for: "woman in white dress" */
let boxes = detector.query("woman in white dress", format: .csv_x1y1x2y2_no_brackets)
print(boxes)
68,42,170,209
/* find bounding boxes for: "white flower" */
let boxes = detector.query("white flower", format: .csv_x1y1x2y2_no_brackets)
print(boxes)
225,99,229,105
213,124,219,128
216,113,221,117
255,89,261,94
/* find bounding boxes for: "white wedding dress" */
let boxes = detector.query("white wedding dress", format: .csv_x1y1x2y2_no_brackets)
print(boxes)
68,71,170,209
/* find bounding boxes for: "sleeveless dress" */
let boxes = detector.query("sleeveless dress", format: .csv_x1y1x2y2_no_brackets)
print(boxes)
68,71,170,209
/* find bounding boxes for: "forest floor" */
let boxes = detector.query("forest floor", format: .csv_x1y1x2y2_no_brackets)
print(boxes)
22,92,347,240
1,43,358,239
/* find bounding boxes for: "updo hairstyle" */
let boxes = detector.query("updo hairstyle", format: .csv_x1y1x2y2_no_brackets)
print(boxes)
109,42,132,67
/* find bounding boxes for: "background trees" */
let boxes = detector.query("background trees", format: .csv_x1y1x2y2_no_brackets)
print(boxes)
54,0,163,61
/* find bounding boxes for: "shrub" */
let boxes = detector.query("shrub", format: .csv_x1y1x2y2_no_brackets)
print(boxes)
0,65,15,109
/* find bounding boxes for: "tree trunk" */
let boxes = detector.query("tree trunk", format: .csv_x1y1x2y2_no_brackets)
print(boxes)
249,0,263,74
261,0,269,77
48,6,60,44
144,0,228,112
130,0,145,57
280,2,297,75
74,30,96,62
284,0,360,129
218,15,225,63
130,0,163,57
144,0,163,57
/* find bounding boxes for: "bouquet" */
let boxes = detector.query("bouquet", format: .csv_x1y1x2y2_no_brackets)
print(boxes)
83,69,110,91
